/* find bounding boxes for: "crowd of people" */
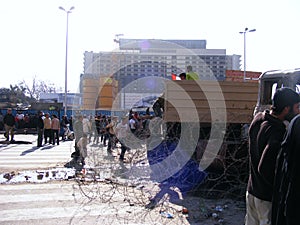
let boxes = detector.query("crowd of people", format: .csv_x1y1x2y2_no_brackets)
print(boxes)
0,111,44,131
36,111,63,147
69,110,153,164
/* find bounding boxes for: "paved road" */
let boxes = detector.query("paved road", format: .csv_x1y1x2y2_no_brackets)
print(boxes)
0,180,196,225
0,134,245,225
0,134,74,173
0,134,188,224
0,179,246,225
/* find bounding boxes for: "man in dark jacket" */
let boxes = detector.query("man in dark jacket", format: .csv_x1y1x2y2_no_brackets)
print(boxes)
37,111,44,147
245,88,300,225
3,108,15,142
272,113,300,225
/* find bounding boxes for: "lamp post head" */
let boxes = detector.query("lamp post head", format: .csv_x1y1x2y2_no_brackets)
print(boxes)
240,28,256,34
59,6,75,13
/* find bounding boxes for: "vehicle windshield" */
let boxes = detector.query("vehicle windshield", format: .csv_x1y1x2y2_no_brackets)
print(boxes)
261,74,300,105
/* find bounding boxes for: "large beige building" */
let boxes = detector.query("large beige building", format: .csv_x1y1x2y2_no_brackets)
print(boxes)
80,38,242,110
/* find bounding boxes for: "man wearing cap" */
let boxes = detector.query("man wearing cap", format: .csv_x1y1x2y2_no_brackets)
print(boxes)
3,108,15,142
245,87,300,225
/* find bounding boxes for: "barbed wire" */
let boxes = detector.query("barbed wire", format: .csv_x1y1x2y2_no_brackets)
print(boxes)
70,124,248,224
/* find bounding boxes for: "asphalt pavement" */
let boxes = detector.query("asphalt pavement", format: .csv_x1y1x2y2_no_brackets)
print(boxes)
0,134,246,225
0,134,74,173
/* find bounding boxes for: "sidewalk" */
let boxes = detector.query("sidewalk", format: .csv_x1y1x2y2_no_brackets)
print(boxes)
0,134,73,173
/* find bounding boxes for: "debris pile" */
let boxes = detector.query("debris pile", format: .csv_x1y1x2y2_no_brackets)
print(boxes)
0,168,76,184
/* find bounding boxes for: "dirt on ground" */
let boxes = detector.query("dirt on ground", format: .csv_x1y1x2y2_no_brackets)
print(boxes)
177,194,246,225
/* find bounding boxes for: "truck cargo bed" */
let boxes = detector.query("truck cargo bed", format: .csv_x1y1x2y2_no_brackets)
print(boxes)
163,80,258,123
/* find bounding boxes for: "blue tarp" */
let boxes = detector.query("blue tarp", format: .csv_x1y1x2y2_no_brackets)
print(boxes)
147,140,207,194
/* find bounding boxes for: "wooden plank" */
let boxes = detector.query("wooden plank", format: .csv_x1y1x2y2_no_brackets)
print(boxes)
165,100,256,110
163,80,259,91
164,110,254,123
166,92,258,101
163,80,258,123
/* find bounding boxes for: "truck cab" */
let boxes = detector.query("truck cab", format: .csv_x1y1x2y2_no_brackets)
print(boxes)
254,68,300,116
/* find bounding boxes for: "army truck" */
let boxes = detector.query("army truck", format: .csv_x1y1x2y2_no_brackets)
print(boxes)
147,79,258,176
158,69,299,170
147,68,300,194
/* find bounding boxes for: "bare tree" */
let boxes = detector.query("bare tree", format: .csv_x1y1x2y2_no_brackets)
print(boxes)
19,76,62,100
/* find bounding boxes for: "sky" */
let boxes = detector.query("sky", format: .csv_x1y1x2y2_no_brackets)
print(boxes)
0,0,299,93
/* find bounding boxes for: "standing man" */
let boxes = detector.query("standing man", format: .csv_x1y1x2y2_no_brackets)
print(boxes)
51,114,60,145
0,112,4,131
272,114,300,225
100,115,108,146
60,115,69,141
77,133,88,166
115,116,130,162
106,116,117,153
43,113,52,144
129,114,137,134
186,65,199,80
37,111,44,147
93,115,101,144
82,115,91,141
245,87,300,225
72,114,84,160
3,108,15,142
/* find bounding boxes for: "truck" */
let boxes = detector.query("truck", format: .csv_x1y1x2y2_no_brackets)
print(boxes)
254,68,300,115
152,79,258,172
148,69,300,193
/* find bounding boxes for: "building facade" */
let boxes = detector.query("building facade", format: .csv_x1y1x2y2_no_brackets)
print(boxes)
83,39,241,82
81,38,242,110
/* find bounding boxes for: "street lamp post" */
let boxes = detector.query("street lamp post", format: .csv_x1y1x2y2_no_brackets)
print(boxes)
239,27,256,81
59,6,75,116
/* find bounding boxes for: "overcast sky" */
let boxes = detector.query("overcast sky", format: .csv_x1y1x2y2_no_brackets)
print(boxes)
0,0,299,92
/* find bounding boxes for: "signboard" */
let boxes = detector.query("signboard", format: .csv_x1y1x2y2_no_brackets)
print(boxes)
120,92,161,109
